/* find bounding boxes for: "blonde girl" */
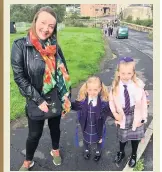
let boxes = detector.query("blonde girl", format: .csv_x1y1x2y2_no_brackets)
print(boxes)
109,57,148,168
71,76,120,162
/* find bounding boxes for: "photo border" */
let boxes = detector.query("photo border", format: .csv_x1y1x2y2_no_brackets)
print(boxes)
4,0,159,172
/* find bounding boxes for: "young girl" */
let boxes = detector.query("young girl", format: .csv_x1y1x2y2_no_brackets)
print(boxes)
109,57,148,168
71,76,121,161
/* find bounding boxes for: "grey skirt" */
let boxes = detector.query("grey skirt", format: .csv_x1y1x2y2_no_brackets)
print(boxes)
117,106,144,143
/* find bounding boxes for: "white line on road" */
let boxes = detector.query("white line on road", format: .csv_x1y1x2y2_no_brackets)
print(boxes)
119,40,153,60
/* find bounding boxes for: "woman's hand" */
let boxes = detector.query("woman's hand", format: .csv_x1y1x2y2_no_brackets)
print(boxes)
64,96,71,112
61,96,71,118
63,96,71,112
61,110,66,118
38,101,49,112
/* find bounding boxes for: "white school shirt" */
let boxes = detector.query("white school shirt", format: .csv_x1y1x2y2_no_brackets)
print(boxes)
88,96,98,107
119,80,136,108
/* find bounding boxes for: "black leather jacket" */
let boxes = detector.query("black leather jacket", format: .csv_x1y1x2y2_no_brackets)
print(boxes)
11,36,70,106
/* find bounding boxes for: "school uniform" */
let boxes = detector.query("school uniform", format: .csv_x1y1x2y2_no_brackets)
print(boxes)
109,78,148,166
116,80,145,142
83,98,100,144
71,96,114,153
109,78,147,133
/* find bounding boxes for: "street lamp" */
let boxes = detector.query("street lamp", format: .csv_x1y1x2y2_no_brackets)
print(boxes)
92,5,96,27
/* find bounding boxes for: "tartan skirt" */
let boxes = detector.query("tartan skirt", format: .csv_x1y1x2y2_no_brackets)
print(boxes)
117,106,144,143
83,104,99,144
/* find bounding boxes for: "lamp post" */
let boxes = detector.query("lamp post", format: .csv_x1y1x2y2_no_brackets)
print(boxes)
92,5,97,27
95,8,99,27
95,9,97,27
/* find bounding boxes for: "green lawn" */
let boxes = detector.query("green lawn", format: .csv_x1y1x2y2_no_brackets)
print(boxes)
10,27,105,120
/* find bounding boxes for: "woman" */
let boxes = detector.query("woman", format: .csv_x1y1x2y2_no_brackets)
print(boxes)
11,6,71,171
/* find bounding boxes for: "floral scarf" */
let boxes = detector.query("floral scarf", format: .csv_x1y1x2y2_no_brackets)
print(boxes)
29,30,71,115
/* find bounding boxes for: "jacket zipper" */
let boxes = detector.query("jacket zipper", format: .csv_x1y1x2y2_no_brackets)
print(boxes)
27,48,32,83
34,57,44,61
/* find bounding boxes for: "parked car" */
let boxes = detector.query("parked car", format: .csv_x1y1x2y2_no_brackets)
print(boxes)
116,26,128,39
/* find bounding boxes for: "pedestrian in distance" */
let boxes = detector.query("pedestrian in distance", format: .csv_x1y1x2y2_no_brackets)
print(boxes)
71,76,122,162
110,25,113,36
103,24,108,36
11,6,71,171
109,57,148,168
108,25,112,37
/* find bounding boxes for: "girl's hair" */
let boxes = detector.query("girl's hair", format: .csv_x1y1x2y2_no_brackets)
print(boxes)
112,61,138,95
29,6,57,38
77,76,109,102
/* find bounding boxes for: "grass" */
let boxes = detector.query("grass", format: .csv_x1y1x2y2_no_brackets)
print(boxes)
10,27,105,120
10,32,28,120
133,158,144,171
148,31,153,40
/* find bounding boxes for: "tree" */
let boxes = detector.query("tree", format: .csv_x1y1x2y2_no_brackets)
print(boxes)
150,4,153,19
119,8,123,21
126,15,133,23
10,5,36,22
10,4,66,23
69,11,80,19
28,4,66,23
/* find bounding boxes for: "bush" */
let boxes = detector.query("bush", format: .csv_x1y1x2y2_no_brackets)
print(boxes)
135,17,141,25
142,19,153,27
68,12,80,19
126,15,133,23
125,17,153,27
133,18,153,27
64,19,87,27
73,22,86,27
80,16,90,19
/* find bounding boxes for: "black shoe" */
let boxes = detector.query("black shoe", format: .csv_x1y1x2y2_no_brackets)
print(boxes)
128,154,137,168
114,151,125,164
93,151,101,162
83,150,90,160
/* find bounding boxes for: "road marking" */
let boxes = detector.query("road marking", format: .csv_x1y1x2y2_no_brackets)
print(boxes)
108,29,153,60
118,40,153,59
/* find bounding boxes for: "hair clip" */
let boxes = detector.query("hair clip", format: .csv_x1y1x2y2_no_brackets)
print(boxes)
118,57,134,64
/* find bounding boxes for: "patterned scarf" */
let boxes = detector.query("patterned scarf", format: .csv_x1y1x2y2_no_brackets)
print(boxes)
29,30,71,115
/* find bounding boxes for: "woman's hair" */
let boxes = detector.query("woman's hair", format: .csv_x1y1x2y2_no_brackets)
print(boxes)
29,6,57,38
77,76,109,102
112,61,138,95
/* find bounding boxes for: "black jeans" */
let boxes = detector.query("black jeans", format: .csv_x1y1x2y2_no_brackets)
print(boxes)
26,115,61,161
